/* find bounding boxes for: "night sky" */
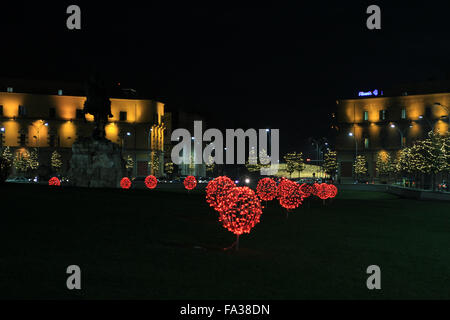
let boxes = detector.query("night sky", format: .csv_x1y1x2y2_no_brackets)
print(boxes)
2,1,450,153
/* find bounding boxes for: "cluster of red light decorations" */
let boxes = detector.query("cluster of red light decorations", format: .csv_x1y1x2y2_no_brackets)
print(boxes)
327,184,338,199
48,177,61,186
256,178,277,201
145,175,158,190
220,186,263,235
205,176,236,213
299,183,314,198
184,176,198,191
120,177,132,189
277,179,303,210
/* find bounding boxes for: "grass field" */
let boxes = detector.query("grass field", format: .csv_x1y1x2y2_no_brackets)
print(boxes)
1,183,450,299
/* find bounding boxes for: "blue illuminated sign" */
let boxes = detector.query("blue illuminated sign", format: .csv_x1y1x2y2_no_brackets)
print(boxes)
358,89,382,97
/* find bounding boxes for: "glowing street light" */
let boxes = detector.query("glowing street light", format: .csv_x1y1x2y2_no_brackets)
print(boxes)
348,132,353,136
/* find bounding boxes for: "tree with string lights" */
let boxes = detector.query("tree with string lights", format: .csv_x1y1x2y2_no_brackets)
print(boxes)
375,151,393,182
353,155,368,181
323,151,338,180
51,150,63,173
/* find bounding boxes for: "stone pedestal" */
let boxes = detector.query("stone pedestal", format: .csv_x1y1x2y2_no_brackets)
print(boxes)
69,137,126,188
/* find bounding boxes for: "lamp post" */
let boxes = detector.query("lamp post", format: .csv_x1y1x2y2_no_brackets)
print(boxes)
433,102,450,129
390,123,405,148
0,127,5,148
418,115,434,132
32,120,48,157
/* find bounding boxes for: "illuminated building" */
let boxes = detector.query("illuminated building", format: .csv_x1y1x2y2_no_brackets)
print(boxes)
0,85,165,177
335,90,450,182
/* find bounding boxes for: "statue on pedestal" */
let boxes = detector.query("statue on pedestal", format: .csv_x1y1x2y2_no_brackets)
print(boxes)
83,74,113,139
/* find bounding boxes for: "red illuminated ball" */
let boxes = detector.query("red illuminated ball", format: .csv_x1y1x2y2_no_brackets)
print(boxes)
299,183,314,198
49,177,61,186
206,176,236,213
184,176,197,190
220,186,263,235
326,184,338,199
316,183,330,200
256,178,277,201
145,175,158,189
120,177,132,189
277,179,303,210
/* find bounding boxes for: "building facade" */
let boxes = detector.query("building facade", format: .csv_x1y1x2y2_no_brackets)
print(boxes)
0,89,166,177
335,92,449,182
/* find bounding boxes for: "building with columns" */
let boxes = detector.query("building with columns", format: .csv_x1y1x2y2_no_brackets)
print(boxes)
335,90,449,183
0,85,166,177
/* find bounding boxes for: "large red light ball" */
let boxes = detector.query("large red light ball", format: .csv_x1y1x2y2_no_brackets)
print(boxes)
49,177,61,186
316,183,330,200
120,177,132,189
326,184,338,198
277,179,303,210
299,183,314,198
206,176,236,213
256,178,277,201
184,176,197,190
220,186,263,235
145,175,158,189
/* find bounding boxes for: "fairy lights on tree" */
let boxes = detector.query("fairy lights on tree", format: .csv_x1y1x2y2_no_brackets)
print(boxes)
120,177,132,189
51,150,63,173
184,175,197,190
125,155,134,171
256,178,277,201
323,151,338,179
28,148,39,170
353,155,368,180
145,175,158,189
205,176,236,213
14,151,30,175
376,151,393,179
164,162,174,175
220,186,263,250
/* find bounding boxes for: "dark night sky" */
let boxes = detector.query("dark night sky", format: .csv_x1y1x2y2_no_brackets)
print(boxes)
2,1,450,153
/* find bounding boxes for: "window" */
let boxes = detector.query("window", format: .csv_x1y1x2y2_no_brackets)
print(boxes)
58,89,63,96
364,138,370,149
120,111,127,121
18,105,26,117
379,110,386,121
425,106,432,118
401,108,406,119
49,134,56,147
363,111,369,121
19,134,26,146
49,108,56,119
0,105,3,116
7,87,13,93
76,109,84,119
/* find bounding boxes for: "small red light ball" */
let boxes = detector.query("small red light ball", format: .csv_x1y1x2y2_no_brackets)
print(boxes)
120,177,132,189
145,175,158,189
49,177,61,186
256,178,277,201
184,176,197,190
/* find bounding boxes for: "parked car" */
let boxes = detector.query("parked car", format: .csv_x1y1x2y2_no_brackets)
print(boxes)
6,176,32,184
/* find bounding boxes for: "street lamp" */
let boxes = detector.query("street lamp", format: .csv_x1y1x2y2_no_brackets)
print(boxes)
418,115,433,131
390,123,405,148
348,132,357,158
433,102,450,128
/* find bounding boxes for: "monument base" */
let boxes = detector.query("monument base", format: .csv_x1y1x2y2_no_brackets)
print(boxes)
69,137,126,188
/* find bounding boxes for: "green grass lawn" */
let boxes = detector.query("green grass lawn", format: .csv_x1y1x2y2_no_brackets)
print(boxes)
1,183,450,299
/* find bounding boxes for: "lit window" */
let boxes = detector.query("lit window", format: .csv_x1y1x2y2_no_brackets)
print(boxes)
364,138,369,149
401,108,406,119
7,87,13,93
58,89,63,96
364,111,369,121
